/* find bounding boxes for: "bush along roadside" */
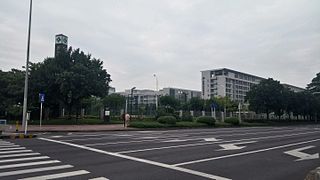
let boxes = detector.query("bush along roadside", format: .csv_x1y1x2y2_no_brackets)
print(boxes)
196,116,215,126
225,117,240,126
158,116,177,125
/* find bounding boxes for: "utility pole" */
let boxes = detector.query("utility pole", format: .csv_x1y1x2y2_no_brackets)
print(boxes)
153,74,158,110
22,0,33,134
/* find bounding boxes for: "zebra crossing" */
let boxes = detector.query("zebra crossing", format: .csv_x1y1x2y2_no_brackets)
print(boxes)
0,140,109,180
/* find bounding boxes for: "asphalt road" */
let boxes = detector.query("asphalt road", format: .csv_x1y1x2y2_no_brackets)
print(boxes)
2,125,320,180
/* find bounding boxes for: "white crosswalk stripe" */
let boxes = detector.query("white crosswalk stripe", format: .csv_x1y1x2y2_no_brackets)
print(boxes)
0,150,32,154
0,164,73,177
19,170,90,180
0,152,40,158
0,147,26,151
0,140,110,179
0,160,60,169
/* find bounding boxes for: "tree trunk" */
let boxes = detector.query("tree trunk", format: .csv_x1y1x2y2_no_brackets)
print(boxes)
266,109,269,120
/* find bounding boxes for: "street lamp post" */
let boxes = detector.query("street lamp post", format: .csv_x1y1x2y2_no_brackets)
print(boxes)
153,74,158,110
130,87,136,115
217,84,227,122
22,0,33,134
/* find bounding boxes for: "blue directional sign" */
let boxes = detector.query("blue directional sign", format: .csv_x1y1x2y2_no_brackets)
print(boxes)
39,93,45,103
211,102,218,109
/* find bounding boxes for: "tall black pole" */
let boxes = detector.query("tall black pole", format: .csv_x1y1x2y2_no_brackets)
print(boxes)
22,0,33,133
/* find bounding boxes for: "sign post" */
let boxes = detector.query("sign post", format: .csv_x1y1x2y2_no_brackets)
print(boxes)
39,93,45,129
238,103,241,124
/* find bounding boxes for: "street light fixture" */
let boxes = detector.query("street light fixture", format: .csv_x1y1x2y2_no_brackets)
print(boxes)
153,74,158,110
130,87,136,115
22,0,33,134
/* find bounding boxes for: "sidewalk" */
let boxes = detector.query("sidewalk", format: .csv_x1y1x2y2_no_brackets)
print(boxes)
4,124,135,133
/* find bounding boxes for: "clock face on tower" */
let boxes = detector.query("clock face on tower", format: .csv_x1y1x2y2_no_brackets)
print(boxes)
55,35,68,45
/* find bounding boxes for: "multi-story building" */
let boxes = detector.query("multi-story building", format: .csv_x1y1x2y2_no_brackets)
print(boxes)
202,68,265,102
282,84,305,93
117,89,158,105
201,68,305,102
160,87,201,103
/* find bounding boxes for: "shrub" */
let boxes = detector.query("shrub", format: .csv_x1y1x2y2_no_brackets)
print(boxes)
129,121,166,128
225,117,240,125
158,116,177,125
196,116,215,126
181,113,193,122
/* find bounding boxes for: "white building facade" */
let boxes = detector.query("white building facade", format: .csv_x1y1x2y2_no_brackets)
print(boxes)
202,68,265,102
202,68,305,102
160,87,201,102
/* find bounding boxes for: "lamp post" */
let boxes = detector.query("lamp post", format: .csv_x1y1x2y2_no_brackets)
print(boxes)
217,84,227,122
22,0,33,134
153,74,158,110
130,87,136,115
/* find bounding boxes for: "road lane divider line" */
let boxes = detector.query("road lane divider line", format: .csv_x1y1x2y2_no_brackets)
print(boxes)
0,145,20,148
0,152,40,159
115,131,320,154
0,156,50,163
0,160,60,169
173,138,320,166
39,137,231,180
0,164,73,177
18,170,90,180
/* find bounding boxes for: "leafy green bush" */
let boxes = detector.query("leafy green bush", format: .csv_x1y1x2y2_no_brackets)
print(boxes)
225,117,240,125
196,116,215,126
129,121,166,128
158,116,177,125
181,113,193,122
176,121,207,127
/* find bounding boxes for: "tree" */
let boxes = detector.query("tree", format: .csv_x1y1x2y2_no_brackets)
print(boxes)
103,94,126,114
29,47,111,119
246,78,284,120
0,69,25,119
307,72,320,93
159,95,180,109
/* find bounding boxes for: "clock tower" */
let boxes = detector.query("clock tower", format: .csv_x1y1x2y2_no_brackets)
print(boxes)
55,34,68,57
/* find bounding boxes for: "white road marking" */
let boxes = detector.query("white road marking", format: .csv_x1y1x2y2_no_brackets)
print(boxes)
0,153,40,158
0,145,20,148
162,139,189,143
173,138,320,166
0,150,32,154
204,138,221,142
0,147,26,151
0,164,73,177
39,137,231,180
116,131,320,154
218,141,257,151
18,170,89,180
0,156,50,163
284,145,319,161
89,177,110,180
0,160,60,169
50,136,63,138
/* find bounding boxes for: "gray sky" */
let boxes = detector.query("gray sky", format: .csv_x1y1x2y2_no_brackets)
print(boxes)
1,0,319,92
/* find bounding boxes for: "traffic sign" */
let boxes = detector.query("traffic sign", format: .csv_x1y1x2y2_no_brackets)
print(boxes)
39,93,45,103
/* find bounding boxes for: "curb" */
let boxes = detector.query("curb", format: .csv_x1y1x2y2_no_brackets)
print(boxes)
0,134,37,139
305,167,320,180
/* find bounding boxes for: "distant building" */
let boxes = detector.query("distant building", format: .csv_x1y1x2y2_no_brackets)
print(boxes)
201,68,305,103
108,87,116,95
282,83,305,93
159,87,201,102
117,89,158,105
202,68,264,102
55,34,68,57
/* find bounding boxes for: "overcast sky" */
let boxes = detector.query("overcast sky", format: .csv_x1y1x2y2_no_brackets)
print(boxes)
1,0,319,92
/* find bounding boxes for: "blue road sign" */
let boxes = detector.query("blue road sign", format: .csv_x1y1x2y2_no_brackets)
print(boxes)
211,102,218,109
39,93,45,103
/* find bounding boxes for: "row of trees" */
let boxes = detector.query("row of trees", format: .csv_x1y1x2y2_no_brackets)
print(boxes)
246,75,320,120
0,47,112,120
